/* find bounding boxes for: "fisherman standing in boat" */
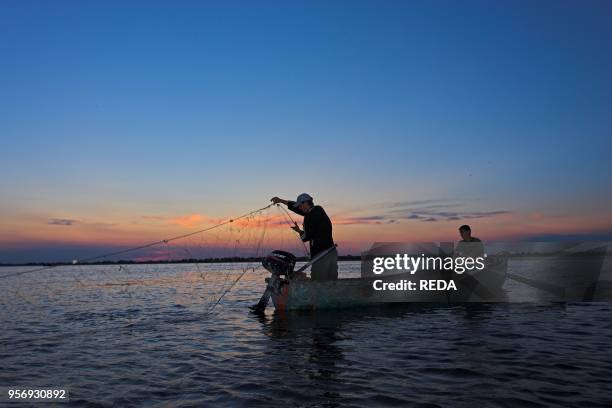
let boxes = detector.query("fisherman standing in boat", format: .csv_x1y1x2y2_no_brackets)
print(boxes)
270,194,338,281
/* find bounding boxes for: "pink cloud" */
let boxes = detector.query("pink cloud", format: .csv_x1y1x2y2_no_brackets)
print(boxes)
169,214,207,228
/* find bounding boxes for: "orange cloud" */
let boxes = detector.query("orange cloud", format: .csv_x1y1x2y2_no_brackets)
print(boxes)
169,214,207,228
141,214,208,228
140,213,289,229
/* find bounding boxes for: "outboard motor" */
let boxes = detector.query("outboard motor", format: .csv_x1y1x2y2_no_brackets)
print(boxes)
262,250,296,278
250,250,296,313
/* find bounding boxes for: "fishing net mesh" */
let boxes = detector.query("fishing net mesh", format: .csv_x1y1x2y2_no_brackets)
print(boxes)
0,205,308,327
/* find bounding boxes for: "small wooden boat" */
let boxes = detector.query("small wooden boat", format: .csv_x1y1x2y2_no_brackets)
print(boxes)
259,250,508,312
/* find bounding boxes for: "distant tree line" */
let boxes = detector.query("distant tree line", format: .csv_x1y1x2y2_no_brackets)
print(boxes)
0,254,362,267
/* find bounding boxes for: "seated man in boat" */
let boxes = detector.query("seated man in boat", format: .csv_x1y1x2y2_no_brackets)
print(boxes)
270,193,338,281
455,224,485,259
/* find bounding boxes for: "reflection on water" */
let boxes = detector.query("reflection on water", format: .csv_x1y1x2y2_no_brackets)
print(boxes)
0,262,611,407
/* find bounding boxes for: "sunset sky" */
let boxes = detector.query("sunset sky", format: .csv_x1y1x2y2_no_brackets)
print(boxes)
1,1,611,263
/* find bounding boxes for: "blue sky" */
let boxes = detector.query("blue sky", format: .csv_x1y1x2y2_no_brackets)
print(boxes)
1,0,611,262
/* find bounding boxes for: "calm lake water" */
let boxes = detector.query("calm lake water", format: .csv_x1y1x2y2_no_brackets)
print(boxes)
1,261,611,407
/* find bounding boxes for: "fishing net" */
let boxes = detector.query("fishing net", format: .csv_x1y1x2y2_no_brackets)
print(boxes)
0,204,309,328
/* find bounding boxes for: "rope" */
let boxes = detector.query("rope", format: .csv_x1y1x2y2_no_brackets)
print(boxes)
275,204,310,257
207,207,270,313
0,204,274,280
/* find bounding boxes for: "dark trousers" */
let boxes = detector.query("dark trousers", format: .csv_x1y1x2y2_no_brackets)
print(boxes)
311,248,338,281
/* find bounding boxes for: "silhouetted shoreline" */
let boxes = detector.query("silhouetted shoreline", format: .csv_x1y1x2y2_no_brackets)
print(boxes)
0,255,362,268
2,251,609,268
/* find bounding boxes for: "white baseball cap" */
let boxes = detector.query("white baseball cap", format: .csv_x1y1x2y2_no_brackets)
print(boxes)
293,193,313,207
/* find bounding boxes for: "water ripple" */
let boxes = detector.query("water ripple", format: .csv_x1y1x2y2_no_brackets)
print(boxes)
1,262,611,406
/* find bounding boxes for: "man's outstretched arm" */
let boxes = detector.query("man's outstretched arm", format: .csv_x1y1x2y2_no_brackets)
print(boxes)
270,197,289,206
270,196,306,216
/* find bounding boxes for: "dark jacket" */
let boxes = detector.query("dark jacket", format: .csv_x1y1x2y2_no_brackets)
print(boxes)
456,237,484,258
287,202,335,257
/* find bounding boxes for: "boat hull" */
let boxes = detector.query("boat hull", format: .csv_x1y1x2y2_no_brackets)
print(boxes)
271,257,508,311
